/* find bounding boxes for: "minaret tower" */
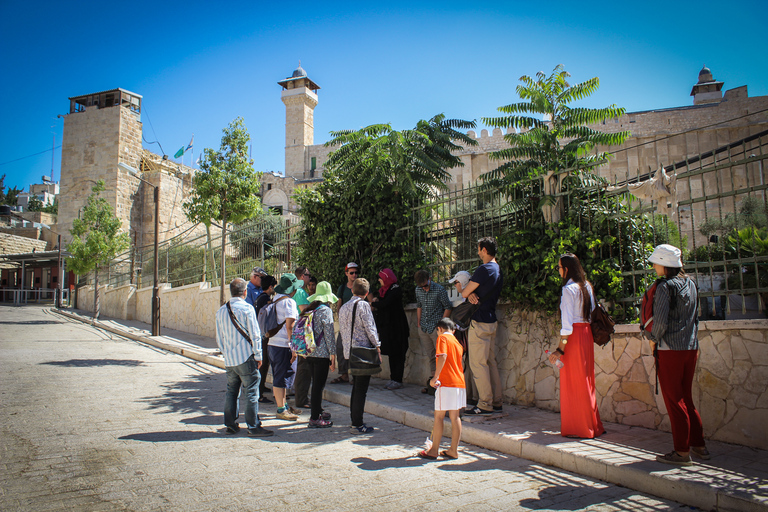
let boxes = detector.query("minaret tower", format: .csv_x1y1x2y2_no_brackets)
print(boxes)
278,63,320,180
691,65,724,105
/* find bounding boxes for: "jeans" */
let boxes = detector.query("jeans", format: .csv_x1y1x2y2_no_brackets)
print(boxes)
225,355,261,429
350,375,371,426
259,339,270,395
306,357,331,420
294,355,312,408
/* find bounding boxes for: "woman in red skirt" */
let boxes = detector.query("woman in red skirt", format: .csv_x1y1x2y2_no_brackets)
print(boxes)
548,253,605,438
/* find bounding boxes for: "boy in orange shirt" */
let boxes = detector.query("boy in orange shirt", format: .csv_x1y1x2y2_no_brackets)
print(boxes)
419,318,466,460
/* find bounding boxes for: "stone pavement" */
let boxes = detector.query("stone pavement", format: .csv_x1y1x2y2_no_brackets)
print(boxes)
1,305,687,512
13,306,768,511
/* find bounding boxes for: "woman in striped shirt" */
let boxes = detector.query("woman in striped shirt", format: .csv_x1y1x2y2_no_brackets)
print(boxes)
648,244,709,466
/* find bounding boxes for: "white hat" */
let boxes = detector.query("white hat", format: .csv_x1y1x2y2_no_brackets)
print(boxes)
648,244,683,268
448,270,472,288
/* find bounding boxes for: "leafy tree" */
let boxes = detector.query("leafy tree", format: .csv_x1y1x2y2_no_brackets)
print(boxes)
296,115,476,297
0,174,22,206
27,196,59,214
482,64,629,222
183,117,262,304
67,181,130,320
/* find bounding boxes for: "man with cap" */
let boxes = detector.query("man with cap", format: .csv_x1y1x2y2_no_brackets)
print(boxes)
449,270,478,405
214,278,273,437
269,273,304,421
246,267,267,308
330,262,359,384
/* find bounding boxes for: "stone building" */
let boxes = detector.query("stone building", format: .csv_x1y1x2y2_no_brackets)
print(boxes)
267,65,768,228
56,89,201,250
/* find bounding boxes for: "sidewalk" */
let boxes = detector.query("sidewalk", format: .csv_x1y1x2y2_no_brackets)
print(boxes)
52,307,768,512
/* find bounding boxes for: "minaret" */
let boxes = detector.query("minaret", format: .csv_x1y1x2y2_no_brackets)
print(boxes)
690,65,724,105
278,63,320,180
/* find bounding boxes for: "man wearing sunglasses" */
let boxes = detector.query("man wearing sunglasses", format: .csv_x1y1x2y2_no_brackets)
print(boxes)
330,262,359,384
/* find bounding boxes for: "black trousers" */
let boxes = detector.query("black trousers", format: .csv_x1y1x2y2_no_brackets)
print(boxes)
350,375,371,427
259,340,270,395
388,351,406,383
306,357,331,421
294,355,312,408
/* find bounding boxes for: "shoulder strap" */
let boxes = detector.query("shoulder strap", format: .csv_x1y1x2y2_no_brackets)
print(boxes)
226,302,253,347
350,299,359,341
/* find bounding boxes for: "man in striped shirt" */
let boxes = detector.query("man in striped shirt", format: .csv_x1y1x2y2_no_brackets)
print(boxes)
215,278,273,437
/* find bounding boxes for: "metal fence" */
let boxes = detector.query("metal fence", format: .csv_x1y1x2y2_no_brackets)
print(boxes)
85,215,301,290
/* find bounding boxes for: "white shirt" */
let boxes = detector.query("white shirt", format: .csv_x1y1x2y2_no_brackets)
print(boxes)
268,293,299,348
559,279,595,336
215,297,261,367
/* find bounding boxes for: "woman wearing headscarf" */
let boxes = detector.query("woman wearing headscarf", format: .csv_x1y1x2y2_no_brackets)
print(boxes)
647,244,707,466
371,268,410,390
548,253,605,439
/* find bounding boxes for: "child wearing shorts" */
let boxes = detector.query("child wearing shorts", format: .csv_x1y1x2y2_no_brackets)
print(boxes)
419,317,466,460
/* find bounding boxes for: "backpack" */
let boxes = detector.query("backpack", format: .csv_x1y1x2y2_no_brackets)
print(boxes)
590,302,615,347
640,278,664,334
289,306,327,356
257,296,289,339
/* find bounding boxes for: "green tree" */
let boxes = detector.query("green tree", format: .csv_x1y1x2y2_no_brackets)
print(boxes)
67,181,130,320
296,114,476,296
183,117,262,305
0,174,22,206
482,64,629,222
27,196,44,211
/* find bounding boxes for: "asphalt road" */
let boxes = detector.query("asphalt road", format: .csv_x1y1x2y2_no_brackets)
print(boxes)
0,305,692,511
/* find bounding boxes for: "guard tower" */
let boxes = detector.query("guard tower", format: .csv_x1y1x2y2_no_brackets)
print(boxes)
691,65,724,105
278,64,320,180
57,88,144,243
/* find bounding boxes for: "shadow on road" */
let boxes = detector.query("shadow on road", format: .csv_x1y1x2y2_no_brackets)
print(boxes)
41,359,145,367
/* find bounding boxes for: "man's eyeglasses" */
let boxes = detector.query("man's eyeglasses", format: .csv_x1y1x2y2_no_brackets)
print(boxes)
303,273,311,277
348,271,358,275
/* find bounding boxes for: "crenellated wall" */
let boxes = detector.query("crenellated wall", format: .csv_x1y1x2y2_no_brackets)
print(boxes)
76,282,768,449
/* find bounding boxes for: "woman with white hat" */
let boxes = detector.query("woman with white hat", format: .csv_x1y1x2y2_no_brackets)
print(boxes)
647,244,708,466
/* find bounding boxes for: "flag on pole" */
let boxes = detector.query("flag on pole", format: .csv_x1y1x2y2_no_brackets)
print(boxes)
195,152,202,166
185,135,194,152
174,146,185,159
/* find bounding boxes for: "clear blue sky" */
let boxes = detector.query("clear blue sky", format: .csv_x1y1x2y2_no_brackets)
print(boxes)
1,0,766,192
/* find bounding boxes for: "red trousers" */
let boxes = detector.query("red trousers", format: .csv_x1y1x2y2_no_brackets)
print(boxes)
657,350,705,452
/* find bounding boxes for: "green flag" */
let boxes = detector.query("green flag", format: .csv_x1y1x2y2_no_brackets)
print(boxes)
174,146,185,159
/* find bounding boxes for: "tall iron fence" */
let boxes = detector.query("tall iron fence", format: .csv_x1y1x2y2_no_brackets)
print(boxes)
84,215,300,290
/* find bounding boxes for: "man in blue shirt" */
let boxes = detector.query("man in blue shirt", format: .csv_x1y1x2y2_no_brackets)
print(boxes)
461,237,503,415
215,278,273,437
245,266,267,308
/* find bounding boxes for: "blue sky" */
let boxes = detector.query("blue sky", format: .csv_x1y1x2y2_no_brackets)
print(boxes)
1,0,766,192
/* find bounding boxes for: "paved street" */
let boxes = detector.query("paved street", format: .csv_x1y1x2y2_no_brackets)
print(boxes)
1,305,691,511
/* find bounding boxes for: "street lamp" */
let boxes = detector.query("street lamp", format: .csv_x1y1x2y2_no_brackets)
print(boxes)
119,161,160,336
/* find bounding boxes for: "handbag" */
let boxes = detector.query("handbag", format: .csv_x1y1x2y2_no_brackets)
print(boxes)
347,300,382,376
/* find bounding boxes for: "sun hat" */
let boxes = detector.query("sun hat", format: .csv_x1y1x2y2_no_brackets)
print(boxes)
307,281,339,304
274,273,304,294
648,244,683,268
448,270,472,288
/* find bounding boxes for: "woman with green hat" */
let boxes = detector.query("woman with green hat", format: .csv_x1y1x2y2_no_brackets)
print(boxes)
304,281,339,428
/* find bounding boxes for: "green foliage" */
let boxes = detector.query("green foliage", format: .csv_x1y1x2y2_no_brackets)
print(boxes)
651,214,687,257
183,117,263,226
297,114,476,295
699,196,768,238
67,181,130,276
0,174,22,206
482,65,629,194
495,187,654,320
27,197,58,214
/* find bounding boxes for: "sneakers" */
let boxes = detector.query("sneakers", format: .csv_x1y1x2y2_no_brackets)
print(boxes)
276,409,299,421
464,406,492,416
308,418,333,428
350,424,374,434
287,406,303,416
493,405,503,412
656,451,693,466
225,424,241,434
690,446,711,460
320,411,332,421
385,381,404,390
247,426,274,437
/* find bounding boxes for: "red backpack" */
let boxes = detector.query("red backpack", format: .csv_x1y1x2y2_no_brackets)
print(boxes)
641,278,677,334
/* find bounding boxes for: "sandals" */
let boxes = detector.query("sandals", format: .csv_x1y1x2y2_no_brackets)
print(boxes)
440,450,458,460
418,450,437,460
330,376,349,384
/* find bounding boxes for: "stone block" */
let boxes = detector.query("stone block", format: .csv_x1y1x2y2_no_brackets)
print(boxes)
700,392,726,433
730,336,750,360
614,352,634,377
594,372,614,398
699,334,730,380
715,408,768,449
621,381,655,405
698,368,730,400
612,335,628,361
730,387,758,409
744,366,768,394
616,399,648,417
622,410,656,428
594,345,618,374
744,340,768,365
534,375,556,401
